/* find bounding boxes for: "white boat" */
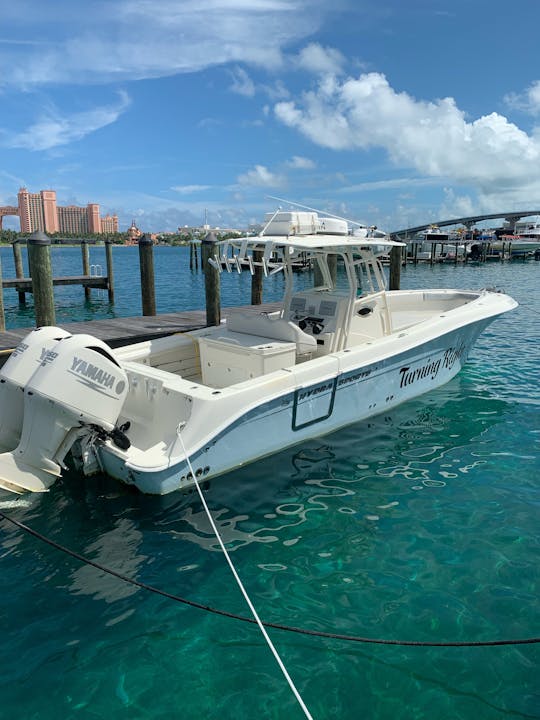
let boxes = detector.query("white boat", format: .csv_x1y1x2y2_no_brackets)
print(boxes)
409,225,464,261
494,233,540,255
0,210,518,496
513,218,540,241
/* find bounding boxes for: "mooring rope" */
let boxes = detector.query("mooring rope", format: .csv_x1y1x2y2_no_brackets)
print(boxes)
174,430,314,720
0,509,538,649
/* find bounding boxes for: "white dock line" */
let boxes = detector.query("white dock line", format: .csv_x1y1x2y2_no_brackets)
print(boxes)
176,428,314,720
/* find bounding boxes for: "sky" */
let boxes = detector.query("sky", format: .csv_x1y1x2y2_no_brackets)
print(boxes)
1,0,539,234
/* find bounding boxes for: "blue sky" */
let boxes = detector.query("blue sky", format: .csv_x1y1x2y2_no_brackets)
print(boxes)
1,0,539,233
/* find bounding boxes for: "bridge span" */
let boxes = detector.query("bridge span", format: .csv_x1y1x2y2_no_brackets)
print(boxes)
392,210,540,238
0,206,19,230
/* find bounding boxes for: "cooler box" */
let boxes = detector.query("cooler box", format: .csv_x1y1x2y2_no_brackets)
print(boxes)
198,331,296,388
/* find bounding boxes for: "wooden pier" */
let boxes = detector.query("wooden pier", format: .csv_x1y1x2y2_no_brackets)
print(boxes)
0,234,115,330
0,304,280,365
1,275,109,291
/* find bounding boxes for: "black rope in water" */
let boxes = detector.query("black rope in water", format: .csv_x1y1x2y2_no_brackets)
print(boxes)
1,510,538,648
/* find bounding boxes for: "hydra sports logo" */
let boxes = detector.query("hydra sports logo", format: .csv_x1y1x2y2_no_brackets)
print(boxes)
69,356,125,395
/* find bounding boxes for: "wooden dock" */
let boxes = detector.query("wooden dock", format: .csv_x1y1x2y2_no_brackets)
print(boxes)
2,275,109,291
0,303,281,363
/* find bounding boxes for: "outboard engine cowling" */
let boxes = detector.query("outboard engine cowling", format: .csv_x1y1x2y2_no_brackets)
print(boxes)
0,333,128,494
0,326,71,452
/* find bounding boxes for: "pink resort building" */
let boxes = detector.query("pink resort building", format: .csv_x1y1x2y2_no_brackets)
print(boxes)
0,188,118,234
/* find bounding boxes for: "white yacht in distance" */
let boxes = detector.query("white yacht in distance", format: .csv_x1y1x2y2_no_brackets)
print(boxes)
410,225,465,261
514,217,540,240
0,210,518,496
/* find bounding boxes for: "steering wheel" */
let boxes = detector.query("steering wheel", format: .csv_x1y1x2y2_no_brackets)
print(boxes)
298,316,325,335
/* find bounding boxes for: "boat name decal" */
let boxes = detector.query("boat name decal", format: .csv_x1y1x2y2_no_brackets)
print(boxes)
70,356,117,389
442,344,466,369
399,344,466,388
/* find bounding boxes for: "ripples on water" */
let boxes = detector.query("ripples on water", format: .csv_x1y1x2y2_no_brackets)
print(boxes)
0,249,538,719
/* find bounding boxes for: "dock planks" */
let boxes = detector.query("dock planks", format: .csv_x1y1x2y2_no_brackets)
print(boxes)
1,275,109,291
0,303,281,361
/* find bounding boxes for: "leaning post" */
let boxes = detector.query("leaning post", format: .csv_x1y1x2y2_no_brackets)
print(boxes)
138,234,156,316
105,239,115,302
81,239,91,300
389,237,401,290
11,238,26,304
201,232,221,326
27,230,55,327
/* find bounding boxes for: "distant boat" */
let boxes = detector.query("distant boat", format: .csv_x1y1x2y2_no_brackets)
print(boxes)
492,218,540,256
514,218,540,240
410,225,465,261
493,231,540,255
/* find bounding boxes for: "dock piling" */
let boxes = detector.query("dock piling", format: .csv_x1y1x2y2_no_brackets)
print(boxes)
105,240,115,302
251,249,263,305
138,234,156,316
189,241,199,271
27,231,56,327
0,254,5,332
201,232,220,326
389,242,401,290
11,239,26,304
81,239,91,300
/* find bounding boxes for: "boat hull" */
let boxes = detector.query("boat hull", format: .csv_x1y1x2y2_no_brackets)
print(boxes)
98,320,488,495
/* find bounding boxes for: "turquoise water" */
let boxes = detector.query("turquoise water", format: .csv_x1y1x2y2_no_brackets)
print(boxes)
0,248,538,719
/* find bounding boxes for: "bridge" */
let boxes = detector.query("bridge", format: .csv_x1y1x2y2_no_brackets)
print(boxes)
0,205,19,230
392,210,540,238
0,206,19,230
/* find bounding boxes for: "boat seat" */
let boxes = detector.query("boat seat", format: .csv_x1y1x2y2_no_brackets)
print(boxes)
226,310,317,356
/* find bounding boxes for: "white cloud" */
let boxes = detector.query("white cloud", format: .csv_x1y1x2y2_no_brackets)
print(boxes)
338,177,442,193
1,91,131,150
228,67,255,97
171,185,212,195
1,0,328,87
504,80,540,116
439,188,476,219
237,164,284,187
295,43,345,75
274,72,540,203
286,155,316,169
259,80,290,101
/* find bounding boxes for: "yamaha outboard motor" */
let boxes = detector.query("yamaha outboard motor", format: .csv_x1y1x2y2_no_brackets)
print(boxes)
0,333,128,494
0,326,71,452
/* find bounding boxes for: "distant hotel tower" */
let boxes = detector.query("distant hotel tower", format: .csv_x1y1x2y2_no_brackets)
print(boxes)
11,188,119,234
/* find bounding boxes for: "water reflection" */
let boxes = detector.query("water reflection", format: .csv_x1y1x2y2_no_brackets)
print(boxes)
68,517,145,603
133,380,514,560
